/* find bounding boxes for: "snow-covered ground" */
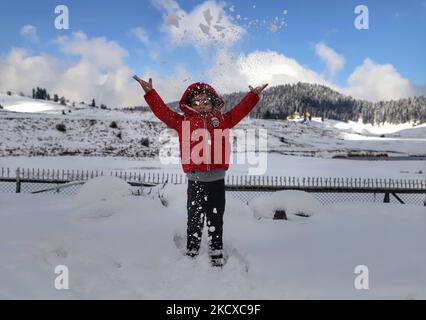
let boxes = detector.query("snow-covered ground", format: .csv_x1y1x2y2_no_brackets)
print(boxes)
1,93,425,299
1,153,424,180
0,178,425,299
1,93,426,158
0,93,156,120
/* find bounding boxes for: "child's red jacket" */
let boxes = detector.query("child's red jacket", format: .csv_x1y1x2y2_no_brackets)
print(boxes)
144,82,260,173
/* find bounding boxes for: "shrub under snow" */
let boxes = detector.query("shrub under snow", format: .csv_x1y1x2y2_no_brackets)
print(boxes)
248,190,322,219
75,176,133,207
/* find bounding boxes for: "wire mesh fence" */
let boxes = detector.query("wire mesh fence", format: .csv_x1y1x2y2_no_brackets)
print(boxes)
228,190,426,206
0,181,16,193
1,167,425,206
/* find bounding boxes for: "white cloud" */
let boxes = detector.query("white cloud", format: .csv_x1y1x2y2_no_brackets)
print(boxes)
206,48,424,102
1,30,423,107
0,31,196,107
151,0,181,13
0,48,59,93
20,25,39,43
0,32,143,107
343,58,417,101
128,27,150,46
55,31,128,69
207,49,332,94
315,42,345,77
153,0,245,50
53,32,141,107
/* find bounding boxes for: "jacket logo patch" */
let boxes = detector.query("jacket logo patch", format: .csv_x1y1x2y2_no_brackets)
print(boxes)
211,117,220,128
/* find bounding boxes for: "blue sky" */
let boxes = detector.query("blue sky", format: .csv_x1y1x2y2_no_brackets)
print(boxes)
1,0,425,106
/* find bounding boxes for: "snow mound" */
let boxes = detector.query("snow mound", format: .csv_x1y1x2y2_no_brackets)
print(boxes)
0,93,70,113
160,183,187,211
248,190,322,219
75,176,133,207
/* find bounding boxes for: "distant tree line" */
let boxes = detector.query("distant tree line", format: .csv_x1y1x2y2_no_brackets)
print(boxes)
7,83,425,124
30,87,108,109
32,87,67,105
216,83,425,125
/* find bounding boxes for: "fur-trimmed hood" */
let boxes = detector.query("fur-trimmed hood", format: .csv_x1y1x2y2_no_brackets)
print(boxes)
179,82,224,114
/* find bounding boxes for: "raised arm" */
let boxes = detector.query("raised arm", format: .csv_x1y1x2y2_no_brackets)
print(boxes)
223,83,268,128
133,75,183,130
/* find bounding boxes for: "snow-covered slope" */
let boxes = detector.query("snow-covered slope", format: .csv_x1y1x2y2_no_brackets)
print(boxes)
0,115,164,157
0,93,69,114
0,93,157,120
1,94,425,158
320,117,426,138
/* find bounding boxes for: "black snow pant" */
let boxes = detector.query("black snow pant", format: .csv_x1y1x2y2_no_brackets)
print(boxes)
186,179,226,258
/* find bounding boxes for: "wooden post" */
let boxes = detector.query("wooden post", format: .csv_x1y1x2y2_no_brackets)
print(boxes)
384,192,390,203
16,168,21,193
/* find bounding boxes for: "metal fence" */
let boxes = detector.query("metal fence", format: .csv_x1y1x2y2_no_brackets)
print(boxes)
1,167,425,206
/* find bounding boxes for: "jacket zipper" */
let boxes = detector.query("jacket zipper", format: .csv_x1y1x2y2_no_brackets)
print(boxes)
201,112,211,171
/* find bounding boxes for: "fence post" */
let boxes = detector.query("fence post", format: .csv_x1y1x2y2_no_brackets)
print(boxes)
384,192,390,203
16,167,21,193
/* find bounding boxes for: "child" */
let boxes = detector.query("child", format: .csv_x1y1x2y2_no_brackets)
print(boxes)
133,76,267,267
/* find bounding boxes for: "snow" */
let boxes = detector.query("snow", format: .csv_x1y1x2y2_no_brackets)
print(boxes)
327,118,426,137
270,24,278,33
161,183,187,209
0,152,424,180
166,14,181,28
74,176,133,207
1,95,425,158
0,93,157,120
0,191,425,299
249,190,322,219
0,94,69,114
1,93,425,299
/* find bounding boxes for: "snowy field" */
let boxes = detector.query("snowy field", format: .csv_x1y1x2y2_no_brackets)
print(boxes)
1,93,426,158
0,178,425,299
0,153,424,180
1,93,425,300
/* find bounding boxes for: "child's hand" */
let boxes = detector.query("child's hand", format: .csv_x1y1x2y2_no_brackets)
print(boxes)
249,83,268,95
133,75,154,94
